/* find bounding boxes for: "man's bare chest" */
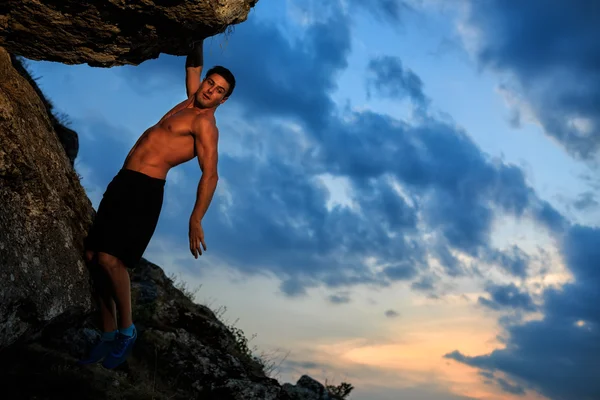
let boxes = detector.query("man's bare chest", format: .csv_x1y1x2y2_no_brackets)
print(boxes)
161,110,198,136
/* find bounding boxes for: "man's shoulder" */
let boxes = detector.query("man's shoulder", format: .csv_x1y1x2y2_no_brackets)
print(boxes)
191,109,216,124
191,112,218,137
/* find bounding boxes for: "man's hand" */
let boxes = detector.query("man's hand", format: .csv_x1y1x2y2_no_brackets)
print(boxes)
189,217,207,258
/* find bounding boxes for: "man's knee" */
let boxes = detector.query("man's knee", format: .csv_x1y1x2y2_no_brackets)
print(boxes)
97,252,125,272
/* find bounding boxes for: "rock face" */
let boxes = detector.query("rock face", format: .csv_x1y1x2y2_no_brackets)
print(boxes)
10,54,79,165
0,47,94,349
0,0,259,67
0,259,337,400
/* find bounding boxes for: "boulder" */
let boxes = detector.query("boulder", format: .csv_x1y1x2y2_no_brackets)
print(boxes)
0,0,259,67
0,46,94,349
283,375,334,400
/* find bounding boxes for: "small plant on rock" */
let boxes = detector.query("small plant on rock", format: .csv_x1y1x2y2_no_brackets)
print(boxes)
168,272,202,302
326,381,354,399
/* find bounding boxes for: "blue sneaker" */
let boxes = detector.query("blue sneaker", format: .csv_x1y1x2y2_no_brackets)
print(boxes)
77,335,115,365
102,327,137,369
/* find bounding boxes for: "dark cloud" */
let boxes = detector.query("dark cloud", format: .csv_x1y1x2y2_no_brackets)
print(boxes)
579,171,600,191
497,378,526,396
483,246,530,278
531,199,568,234
328,293,351,304
317,110,557,268
477,282,537,313
280,278,308,297
431,238,467,277
282,360,322,370
410,274,437,291
478,371,494,380
350,0,413,25
278,358,327,376
193,103,560,294
198,150,425,296
367,55,429,108
384,309,399,318
195,100,560,295
573,191,599,211
383,263,419,281
465,0,600,159
561,224,600,287
446,226,600,400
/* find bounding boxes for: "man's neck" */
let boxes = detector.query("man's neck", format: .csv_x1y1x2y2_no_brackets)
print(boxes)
193,99,217,114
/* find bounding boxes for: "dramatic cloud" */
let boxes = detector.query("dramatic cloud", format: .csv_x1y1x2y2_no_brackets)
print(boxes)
483,246,530,278
497,378,526,396
329,293,351,304
446,225,600,400
573,191,598,211
367,55,428,108
383,263,419,281
410,274,437,292
281,359,323,372
465,0,600,159
195,103,562,295
477,282,537,313
435,4,600,397
350,0,413,25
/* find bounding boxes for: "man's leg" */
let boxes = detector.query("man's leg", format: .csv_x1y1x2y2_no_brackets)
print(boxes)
96,251,138,369
96,252,132,329
78,250,119,365
86,250,118,332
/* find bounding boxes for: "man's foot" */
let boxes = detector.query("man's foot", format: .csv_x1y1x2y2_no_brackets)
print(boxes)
102,325,137,369
77,330,117,365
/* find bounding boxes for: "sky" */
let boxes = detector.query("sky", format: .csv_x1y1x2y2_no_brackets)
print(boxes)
24,0,600,399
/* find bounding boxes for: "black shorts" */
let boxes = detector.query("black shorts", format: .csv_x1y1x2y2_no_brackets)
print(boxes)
84,168,165,269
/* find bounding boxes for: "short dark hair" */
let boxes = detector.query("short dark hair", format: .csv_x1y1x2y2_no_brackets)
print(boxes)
205,65,236,98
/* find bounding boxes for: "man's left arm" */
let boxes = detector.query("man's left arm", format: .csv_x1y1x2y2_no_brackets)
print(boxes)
189,117,219,257
185,39,204,98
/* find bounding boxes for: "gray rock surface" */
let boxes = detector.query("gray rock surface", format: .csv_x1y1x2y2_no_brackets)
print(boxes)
0,46,94,349
0,258,339,400
0,0,259,67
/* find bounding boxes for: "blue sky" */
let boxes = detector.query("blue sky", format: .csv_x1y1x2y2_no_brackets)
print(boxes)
26,1,600,399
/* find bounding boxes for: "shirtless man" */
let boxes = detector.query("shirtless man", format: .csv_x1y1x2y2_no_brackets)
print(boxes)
79,38,235,369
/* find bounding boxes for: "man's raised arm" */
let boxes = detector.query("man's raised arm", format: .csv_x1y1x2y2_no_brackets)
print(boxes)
185,39,204,98
188,116,219,258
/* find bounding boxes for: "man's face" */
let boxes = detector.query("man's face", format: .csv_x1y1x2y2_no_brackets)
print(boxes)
195,74,230,108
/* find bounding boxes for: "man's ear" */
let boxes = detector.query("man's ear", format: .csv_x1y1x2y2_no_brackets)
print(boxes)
220,96,229,105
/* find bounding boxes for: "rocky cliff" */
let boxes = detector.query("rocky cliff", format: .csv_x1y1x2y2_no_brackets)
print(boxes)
1,0,258,66
0,1,350,399
0,47,93,350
